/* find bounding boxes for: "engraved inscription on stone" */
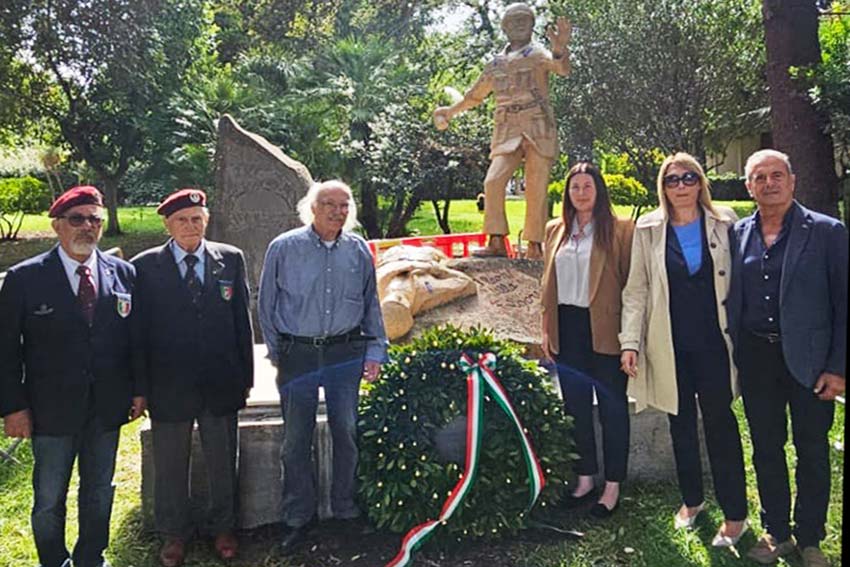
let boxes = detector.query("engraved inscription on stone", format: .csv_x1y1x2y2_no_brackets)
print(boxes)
210,114,313,333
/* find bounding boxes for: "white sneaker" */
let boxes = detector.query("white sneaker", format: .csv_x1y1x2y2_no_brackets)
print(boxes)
673,502,705,530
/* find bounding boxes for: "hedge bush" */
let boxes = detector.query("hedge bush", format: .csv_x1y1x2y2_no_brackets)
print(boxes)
707,174,750,201
604,173,651,207
357,325,575,542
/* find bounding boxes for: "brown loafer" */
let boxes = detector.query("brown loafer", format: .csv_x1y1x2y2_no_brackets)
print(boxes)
746,534,796,564
800,546,829,567
159,537,185,567
214,531,238,560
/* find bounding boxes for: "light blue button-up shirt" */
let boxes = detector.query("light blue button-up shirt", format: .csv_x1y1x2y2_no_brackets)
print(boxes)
258,225,388,363
170,239,206,284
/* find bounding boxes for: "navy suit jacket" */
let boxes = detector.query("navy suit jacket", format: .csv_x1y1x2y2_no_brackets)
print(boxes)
727,201,848,388
0,246,141,435
131,240,253,422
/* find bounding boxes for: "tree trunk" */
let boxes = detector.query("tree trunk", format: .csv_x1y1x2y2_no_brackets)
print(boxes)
431,199,451,234
100,176,122,236
763,0,839,217
359,181,381,239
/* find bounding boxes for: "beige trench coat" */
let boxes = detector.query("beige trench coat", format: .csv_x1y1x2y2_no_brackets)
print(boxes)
619,205,739,415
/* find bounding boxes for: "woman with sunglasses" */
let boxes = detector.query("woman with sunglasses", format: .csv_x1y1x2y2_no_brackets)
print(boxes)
620,152,747,546
541,162,634,518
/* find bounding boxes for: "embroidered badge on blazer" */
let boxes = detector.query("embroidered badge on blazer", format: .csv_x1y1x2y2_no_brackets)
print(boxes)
115,292,132,318
219,280,234,301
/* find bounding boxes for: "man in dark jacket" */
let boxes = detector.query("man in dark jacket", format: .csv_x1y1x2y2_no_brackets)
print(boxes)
0,186,145,567
132,189,253,567
727,150,847,567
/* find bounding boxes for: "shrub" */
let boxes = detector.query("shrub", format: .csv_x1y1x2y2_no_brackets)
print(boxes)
0,176,51,240
603,173,650,207
707,173,749,201
547,179,564,217
357,325,574,543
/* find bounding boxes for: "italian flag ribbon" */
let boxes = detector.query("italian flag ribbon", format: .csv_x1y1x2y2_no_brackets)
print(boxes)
385,352,546,567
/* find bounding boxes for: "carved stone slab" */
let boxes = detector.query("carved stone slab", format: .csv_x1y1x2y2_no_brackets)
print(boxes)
209,114,313,294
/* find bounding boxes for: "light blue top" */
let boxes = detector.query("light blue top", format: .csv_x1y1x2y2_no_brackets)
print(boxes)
170,239,206,284
672,218,702,275
258,225,388,363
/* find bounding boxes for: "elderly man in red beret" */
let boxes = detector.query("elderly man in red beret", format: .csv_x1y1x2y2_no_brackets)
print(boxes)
131,189,253,567
0,186,146,567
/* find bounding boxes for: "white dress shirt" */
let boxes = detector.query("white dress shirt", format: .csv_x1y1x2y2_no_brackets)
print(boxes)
555,220,594,308
57,245,98,296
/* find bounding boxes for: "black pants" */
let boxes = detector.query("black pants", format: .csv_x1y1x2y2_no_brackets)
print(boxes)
668,347,747,520
152,411,239,539
555,305,629,481
738,332,835,547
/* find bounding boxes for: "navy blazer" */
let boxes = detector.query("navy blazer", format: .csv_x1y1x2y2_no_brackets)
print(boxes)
727,201,848,388
0,246,140,435
131,240,253,422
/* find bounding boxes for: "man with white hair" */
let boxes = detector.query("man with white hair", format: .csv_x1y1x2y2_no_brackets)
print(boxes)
132,189,253,567
258,180,387,553
727,149,846,567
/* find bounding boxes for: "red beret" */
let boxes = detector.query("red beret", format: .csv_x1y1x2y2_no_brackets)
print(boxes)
157,188,207,217
48,186,104,218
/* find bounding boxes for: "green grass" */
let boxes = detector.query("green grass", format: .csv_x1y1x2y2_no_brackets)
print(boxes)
0,207,167,272
0,401,843,566
1,200,759,272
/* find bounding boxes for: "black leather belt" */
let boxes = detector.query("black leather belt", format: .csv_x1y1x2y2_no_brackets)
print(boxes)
749,330,781,343
279,330,375,346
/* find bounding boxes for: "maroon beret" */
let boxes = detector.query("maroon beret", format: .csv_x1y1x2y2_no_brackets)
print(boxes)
48,186,104,218
156,188,207,217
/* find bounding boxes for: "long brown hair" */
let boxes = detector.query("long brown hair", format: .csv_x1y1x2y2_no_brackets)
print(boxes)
562,162,615,252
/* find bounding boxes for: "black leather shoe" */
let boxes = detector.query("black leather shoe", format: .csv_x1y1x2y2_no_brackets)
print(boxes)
279,521,315,554
561,489,599,509
589,500,619,519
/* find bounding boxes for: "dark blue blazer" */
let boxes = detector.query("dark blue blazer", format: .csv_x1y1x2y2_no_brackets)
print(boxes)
727,201,848,388
0,246,141,434
131,240,253,422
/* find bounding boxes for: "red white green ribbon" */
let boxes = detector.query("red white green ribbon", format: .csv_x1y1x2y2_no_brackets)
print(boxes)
385,352,546,567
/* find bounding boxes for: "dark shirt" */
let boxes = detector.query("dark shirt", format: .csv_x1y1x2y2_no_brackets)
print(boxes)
741,206,794,334
666,217,725,352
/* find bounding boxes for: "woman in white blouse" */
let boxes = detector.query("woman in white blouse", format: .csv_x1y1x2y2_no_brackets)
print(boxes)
541,162,635,517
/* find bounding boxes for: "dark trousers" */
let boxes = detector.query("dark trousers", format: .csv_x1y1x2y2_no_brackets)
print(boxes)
31,417,119,567
151,411,239,539
668,347,747,520
555,305,629,481
277,339,366,527
738,332,835,547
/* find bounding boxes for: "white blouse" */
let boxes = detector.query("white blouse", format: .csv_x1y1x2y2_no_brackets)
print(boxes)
555,220,594,308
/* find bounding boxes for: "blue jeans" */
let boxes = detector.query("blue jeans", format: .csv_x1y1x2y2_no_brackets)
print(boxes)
276,339,365,528
31,419,119,567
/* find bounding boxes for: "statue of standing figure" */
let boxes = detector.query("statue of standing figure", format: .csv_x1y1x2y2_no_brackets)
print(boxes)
433,3,572,259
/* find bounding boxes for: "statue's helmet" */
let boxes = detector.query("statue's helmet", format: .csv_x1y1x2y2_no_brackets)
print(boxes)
501,2,535,27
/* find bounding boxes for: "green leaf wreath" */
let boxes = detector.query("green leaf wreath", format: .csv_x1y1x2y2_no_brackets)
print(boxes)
357,324,576,540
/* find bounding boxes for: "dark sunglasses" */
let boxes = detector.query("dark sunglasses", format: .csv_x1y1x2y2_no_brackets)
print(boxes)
60,214,104,227
663,171,700,189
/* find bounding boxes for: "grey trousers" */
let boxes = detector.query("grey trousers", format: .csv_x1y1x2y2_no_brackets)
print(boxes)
151,411,239,539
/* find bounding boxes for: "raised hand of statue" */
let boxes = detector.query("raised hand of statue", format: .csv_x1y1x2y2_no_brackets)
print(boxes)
433,106,452,131
546,16,572,54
